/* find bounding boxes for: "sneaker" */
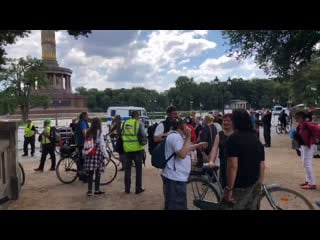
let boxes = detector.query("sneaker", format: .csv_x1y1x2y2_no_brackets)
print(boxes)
49,168,55,171
22,154,28,157
314,154,320,158
87,191,92,196
301,184,316,190
34,168,43,172
299,181,309,186
94,190,105,195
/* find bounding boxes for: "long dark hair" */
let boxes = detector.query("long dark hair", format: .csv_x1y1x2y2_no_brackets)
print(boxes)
86,117,102,140
232,109,253,131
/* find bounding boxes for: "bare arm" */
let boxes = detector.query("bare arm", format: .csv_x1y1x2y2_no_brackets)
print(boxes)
209,134,220,166
154,132,168,143
226,157,238,189
82,129,87,138
259,161,266,184
189,142,208,151
176,128,192,159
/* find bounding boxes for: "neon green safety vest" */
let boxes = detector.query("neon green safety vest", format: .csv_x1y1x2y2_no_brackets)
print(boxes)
24,123,35,138
122,119,144,153
41,126,52,144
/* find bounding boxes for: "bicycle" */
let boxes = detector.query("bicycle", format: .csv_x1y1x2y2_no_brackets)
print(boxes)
187,165,315,210
17,162,25,186
104,137,121,167
56,144,118,185
276,121,290,134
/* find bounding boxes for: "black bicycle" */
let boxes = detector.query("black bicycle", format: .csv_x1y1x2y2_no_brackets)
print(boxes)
187,165,315,210
56,145,118,185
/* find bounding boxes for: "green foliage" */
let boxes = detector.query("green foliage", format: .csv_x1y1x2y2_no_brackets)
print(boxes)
0,56,50,121
223,30,320,78
75,76,298,113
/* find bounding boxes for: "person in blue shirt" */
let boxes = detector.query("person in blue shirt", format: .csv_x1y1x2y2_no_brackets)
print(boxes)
75,112,90,181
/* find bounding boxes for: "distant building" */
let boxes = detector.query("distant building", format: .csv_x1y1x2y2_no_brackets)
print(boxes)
230,100,248,110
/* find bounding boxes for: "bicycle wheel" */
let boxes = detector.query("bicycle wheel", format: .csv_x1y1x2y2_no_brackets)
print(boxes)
18,162,25,186
56,157,78,184
285,125,290,133
260,187,315,210
276,124,282,134
187,176,220,210
100,158,118,185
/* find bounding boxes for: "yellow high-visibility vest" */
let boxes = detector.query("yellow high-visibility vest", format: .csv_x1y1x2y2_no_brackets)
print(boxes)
24,123,35,138
122,119,144,153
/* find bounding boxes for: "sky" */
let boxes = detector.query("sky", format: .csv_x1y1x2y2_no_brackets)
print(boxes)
5,30,267,92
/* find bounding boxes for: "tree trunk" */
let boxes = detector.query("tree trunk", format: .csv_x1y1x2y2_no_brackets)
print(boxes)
20,105,29,122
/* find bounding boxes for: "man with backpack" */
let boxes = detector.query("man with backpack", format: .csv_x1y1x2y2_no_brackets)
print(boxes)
34,119,56,172
148,105,179,155
161,118,207,210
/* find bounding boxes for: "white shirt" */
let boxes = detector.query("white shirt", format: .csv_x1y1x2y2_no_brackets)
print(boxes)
154,122,165,137
96,130,108,158
161,132,191,182
214,122,222,132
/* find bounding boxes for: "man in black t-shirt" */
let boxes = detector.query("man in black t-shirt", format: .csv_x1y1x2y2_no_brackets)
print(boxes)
221,109,266,210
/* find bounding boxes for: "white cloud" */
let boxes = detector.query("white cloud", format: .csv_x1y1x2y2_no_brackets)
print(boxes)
4,30,267,92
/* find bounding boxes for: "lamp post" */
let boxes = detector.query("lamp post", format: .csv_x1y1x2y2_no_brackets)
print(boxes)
214,77,232,114
310,87,317,105
190,100,193,110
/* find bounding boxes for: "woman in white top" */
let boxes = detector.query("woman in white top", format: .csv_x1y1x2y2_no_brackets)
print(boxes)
83,117,109,196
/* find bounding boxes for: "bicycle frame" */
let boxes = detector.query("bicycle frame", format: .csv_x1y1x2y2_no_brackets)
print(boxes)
261,184,282,210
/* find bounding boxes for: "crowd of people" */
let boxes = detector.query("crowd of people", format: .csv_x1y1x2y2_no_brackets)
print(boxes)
21,104,320,209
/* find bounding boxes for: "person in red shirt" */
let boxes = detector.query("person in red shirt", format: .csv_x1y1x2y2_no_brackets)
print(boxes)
185,116,197,143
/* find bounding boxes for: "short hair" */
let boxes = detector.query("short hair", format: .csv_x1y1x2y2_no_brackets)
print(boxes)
166,105,177,114
79,112,88,120
204,114,215,123
131,110,140,118
295,111,306,119
232,109,252,131
171,118,185,130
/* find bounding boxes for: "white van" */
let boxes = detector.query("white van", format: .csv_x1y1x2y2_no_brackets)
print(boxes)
106,106,149,127
272,105,284,115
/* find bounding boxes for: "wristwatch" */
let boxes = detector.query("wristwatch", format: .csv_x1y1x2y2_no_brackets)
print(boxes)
225,186,233,191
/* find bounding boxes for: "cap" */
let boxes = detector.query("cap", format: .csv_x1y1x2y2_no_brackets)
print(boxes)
44,118,51,124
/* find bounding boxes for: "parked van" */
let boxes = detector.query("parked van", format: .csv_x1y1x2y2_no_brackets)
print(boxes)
272,105,284,115
106,106,149,128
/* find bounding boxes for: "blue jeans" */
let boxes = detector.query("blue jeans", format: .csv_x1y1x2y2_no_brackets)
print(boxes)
162,176,187,210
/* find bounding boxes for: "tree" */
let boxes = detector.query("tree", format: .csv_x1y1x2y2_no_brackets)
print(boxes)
0,56,50,121
222,30,320,78
0,30,91,69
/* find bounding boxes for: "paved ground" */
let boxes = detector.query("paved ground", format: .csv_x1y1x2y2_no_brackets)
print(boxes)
9,127,320,210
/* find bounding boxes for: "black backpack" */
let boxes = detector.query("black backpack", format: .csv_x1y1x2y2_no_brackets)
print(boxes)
147,119,171,155
49,127,61,144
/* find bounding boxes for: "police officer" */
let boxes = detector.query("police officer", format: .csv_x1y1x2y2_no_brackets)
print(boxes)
34,119,56,172
122,110,147,194
22,119,37,157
